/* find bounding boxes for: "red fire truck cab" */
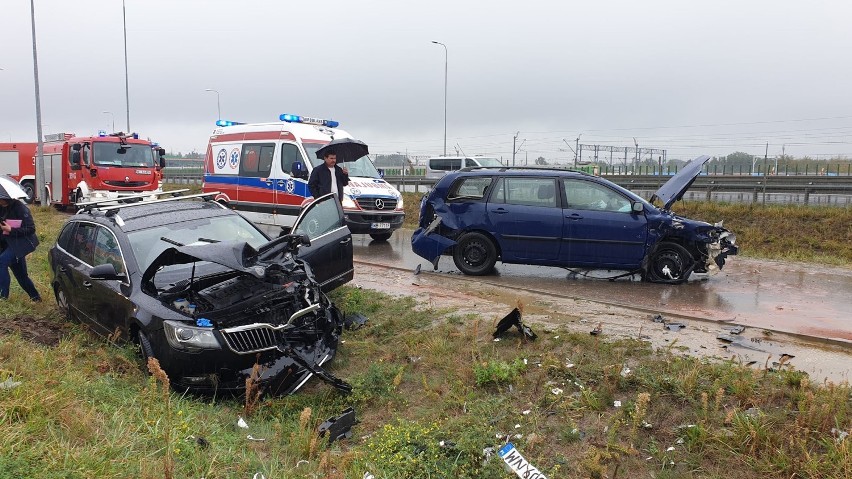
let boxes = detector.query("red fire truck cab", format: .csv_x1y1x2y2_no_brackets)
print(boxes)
0,142,38,203
37,132,165,208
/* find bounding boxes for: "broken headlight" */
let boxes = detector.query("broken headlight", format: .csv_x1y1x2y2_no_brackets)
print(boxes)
163,320,222,351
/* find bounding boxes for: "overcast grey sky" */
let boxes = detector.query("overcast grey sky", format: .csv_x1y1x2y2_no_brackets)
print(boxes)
2,0,851,163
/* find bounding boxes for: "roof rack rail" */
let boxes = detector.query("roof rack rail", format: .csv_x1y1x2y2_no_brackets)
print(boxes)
93,191,220,213
460,166,593,175
76,189,191,212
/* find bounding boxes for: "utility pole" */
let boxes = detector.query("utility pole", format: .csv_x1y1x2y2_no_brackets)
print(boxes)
512,132,518,166
123,0,131,132
575,134,581,166
30,0,46,206
633,137,639,168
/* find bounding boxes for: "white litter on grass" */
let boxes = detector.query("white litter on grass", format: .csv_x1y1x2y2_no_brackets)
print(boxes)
522,410,531,415
246,435,266,442
514,424,521,429
620,367,631,377
493,338,501,342
642,421,653,429
553,335,560,339
666,446,676,452
613,400,622,408
565,362,575,369
676,438,685,445
296,460,309,467
551,388,563,396
514,434,523,439
0,378,21,390
363,473,375,479
237,417,249,429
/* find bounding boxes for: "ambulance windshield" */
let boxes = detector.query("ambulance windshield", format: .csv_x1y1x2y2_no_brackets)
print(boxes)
93,143,156,168
302,143,382,178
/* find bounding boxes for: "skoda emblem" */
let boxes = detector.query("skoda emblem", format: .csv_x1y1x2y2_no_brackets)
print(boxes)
375,198,385,210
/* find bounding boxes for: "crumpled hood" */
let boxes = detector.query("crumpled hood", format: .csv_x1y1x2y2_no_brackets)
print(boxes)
651,155,710,210
142,240,263,286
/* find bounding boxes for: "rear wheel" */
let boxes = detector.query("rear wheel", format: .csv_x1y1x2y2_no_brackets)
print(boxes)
453,232,497,275
21,181,35,204
369,232,392,242
645,242,694,283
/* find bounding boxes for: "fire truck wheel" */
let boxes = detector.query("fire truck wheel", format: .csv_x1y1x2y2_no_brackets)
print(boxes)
21,181,35,204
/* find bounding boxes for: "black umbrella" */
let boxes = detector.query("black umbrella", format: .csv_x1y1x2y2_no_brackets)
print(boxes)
315,138,370,163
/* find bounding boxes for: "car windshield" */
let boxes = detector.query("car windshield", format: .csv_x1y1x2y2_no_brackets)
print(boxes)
474,157,503,167
127,215,269,273
302,143,382,178
93,142,155,167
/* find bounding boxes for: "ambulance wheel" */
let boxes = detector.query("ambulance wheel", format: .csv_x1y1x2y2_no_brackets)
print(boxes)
369,232,392,242
21,181,35,204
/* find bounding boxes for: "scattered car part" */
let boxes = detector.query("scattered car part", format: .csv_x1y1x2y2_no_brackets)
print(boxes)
317,407,357,445
493,308,537,340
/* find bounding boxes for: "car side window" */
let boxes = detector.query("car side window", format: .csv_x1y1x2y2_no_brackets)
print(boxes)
448,177,493,201
293,196,344,240
563,179,632,212
57,222,77,251
500,177,558,208
280,143,302,177
93,227,126,276
69,222,98,265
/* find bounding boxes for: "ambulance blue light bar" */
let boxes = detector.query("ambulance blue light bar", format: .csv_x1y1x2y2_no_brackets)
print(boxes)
279,113,339,128
216,120,245,127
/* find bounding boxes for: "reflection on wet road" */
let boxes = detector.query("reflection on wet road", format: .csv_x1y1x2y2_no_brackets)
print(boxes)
352,230,852,344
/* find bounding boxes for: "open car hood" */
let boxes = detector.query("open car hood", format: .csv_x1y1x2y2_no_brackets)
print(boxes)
651,155,710,210
142,240,263,286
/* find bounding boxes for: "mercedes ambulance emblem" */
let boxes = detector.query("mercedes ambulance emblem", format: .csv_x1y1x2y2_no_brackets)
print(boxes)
375,199,385,210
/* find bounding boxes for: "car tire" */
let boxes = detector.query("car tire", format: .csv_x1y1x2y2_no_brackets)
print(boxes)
54,284,75,322
369,232,392,242
453,232,497,276
137,331,155,368
645,242,694,283
21,181,35,204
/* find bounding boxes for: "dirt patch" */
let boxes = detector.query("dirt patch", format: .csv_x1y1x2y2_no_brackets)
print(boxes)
353,264,852,385
0,316,70,347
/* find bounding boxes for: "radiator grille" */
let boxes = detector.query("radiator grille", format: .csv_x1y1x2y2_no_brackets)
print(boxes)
221,325,282,354
356,197,397,211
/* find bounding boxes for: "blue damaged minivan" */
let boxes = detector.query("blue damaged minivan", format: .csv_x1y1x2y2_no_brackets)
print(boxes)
411,156,737,284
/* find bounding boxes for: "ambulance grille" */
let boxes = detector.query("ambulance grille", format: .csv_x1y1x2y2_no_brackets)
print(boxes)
357,197,397,211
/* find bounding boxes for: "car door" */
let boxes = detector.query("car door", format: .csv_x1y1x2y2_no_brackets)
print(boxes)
486,177,562,261
559,178,648,268
62,221,98,322
292,193,354,291
89,225,135,339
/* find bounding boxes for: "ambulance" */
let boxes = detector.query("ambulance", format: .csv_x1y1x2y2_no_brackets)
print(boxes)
202,114,405,241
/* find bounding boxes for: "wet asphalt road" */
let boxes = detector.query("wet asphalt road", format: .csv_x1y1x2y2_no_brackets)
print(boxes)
350,229,852,345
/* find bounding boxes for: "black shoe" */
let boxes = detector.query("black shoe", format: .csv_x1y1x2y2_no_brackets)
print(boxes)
31,297,42,303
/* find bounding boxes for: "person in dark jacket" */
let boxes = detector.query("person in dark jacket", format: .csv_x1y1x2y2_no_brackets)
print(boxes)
308,152,349,201
0,196,41,301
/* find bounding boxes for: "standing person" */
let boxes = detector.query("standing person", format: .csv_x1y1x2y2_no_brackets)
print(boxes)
308,152,349,202
0,194,41,302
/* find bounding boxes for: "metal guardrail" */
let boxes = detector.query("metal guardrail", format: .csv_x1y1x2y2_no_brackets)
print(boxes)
161,171,852,205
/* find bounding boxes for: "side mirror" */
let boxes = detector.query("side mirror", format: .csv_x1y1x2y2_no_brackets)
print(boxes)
159,157,166,169
70,151,82,170
90,263,126,281
377,168,385,178
631,201,644,213
277,226,293,237
157,147,166,156
72,143,82,152
291,161,309,180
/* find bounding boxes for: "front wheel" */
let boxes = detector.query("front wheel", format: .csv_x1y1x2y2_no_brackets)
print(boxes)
369,232,392,242
644,242,695,284
453,232,497,276
21,181,35,204
137,331,155,370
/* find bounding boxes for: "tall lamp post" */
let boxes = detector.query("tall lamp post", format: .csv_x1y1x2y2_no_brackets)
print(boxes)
431,41,447,156
122,0,130,132
205,89,221,120
102,111,115,132
30,0,47,206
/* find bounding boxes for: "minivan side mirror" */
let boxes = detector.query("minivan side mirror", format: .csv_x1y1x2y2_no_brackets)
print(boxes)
291,161,309,180
631,201,644,213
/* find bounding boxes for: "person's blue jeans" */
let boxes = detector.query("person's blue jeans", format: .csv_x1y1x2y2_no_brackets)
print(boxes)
0,248,41,300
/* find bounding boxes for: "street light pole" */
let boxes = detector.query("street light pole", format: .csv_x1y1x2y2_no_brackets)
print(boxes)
102,111,115,132
30,0,47,206
431,41,447,156
205,89,221,119
122,0,130,132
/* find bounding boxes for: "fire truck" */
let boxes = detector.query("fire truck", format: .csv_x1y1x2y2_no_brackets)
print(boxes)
35,132,166,209
0,142,38,203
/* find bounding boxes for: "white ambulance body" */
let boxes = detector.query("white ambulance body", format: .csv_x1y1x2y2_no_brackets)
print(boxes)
202,115,405,240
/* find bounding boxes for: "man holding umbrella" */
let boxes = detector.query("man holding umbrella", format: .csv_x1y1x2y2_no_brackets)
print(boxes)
307,138,369,202
308,152,349,201
0,175,41,302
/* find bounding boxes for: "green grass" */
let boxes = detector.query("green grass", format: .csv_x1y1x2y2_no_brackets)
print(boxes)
0,201,850,478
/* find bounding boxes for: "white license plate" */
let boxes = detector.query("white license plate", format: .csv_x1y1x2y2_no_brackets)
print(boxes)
371,222,391,229
499,443,547,479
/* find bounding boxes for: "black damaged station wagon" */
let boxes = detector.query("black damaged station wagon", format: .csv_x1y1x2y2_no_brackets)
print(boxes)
48,192,354,395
